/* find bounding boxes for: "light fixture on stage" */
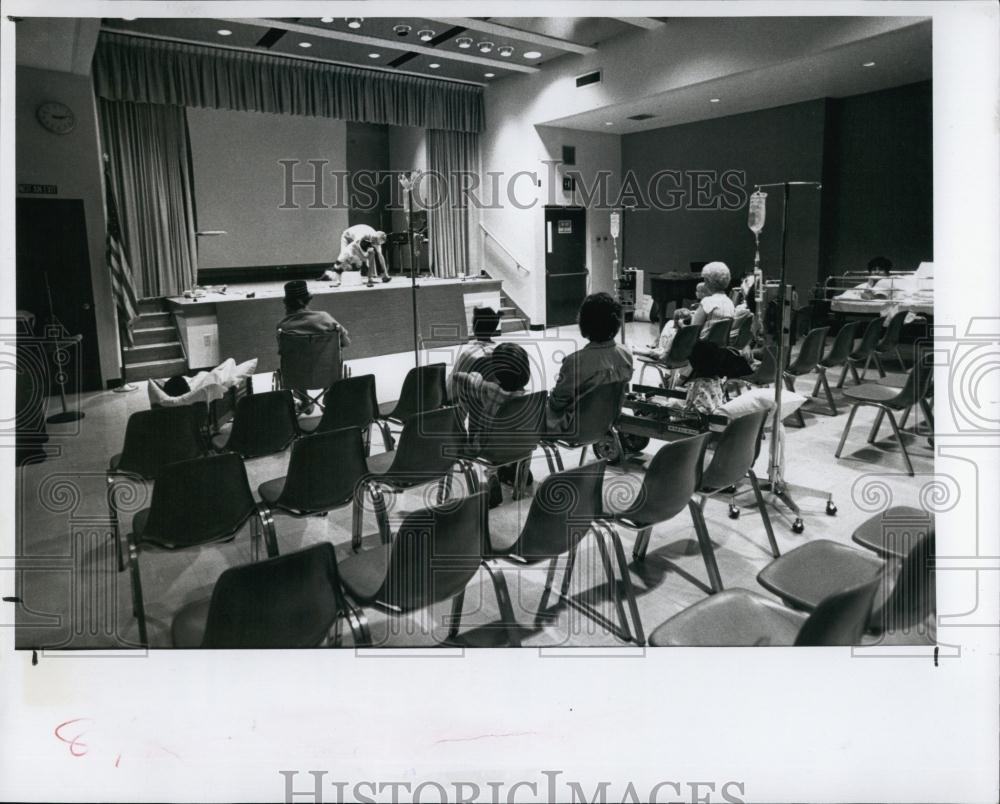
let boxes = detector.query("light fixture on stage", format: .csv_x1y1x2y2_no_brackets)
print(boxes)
477,41,494,54
498,45,514,57
455,37,473,49
346,18,363,29
418,29,436,42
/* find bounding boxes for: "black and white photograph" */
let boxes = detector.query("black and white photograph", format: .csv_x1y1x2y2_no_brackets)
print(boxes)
1,2,997,802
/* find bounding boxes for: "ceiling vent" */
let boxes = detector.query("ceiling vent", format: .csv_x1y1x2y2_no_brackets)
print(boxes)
575,70,602,88
627,113,656,121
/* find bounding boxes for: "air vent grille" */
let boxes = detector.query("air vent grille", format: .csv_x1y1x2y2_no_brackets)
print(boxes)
575,71,602,88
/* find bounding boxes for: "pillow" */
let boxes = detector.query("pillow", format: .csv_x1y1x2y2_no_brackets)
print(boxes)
717,388,804,421
232,358,258,385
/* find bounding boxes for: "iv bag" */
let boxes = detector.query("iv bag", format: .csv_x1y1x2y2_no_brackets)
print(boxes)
610,210,621,239
747,191,767,235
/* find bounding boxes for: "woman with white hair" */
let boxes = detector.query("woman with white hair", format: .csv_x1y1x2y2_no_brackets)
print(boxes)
690,260,736,337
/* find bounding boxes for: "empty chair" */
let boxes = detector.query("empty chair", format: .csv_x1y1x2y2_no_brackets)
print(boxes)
490,461,645,645
852,506,934,560
782,326,829,426
301,374,380,453
273,330,344,412
352,406,467,549
458,390,548,503
107,403,208,571
603,434,720,595
703,317,733,346
127,452,276,645
843,317,885,385
873,309,909,371
338,491,520,647
376,362,447,450
697,409,780,558
210,389,299,459
834,354,934,476
648,577,880,647
810,320,861,412
637,323,701,387
171,543,363,648
540,381,626,472
257,427,369,549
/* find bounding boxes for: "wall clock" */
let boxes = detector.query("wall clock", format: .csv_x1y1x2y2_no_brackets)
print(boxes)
36,101,76,135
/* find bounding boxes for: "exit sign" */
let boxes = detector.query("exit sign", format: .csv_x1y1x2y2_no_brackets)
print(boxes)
18,183,58,195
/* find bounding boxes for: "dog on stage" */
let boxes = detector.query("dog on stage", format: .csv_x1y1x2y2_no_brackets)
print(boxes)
319,224,391,286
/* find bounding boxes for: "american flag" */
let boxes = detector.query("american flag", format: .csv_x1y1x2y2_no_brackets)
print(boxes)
104,162,139,347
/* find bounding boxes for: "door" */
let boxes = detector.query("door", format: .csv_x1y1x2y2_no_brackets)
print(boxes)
545,205,587,327
16,198,103,392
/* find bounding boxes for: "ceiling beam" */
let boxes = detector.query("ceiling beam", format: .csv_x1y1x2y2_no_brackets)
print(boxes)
426,18,597,55
614,18,667,31
225,18,539,73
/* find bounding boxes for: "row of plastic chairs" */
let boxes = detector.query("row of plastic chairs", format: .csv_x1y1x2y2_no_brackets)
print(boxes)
637,315,754,387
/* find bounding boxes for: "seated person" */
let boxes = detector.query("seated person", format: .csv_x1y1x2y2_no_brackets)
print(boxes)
546,292,633,436
634,282,707,361
319,224,391,286
276,280,350,414
447,305,502,400
691,261,736,337
867,256,894,277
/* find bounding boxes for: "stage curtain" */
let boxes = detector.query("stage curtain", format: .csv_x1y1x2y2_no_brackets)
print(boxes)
98,99,198,297
426,130,481,278
94,33,485,134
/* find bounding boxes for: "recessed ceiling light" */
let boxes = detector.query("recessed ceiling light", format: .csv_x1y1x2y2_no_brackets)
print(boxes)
429,63,441,69
299,42,312,48
418,29,436,42
456,37,473,49
498,46,514,58
863,61,876,67
393,24,411,37
346,18,363,29
484,72,496,78
320,17,334,24
368,52,381,59
478,41,495,54
523,51,542,59
604,121,614,126
709,98,720,103
217,29,232,36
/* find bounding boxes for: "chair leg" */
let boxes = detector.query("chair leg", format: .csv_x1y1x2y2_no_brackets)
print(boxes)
340,599,372,646
257,504,279,558
861,353,872,382
867,409,886,444
128,539,147,646
560,541,579,598
837,361,851,389
850,360,863,385
632,526,653,562
689,500,723,594
599,522,645,646
446,588,467,640
810,373,822,399
748,470,780,558
819,371,838,416
592,527,632,643
351,483,370,551
919,399,935,431
784,375,806,427
512,459,528,501
106,475,125,573
483,563,522,647
638,362,648,385
378,421,395,452
885,410,915,477
895,347,906,370
835,404,862,458
873,353,887,378
437,469,453,504
578,445,588,467
535,556,561,628
371,486,391,545
541,444,558,475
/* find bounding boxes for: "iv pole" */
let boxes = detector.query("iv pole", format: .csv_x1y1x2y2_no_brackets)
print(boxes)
399,171,420,366
749,181,836,533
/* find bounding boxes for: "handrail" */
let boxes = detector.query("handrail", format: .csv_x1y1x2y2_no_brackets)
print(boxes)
479,222,530,276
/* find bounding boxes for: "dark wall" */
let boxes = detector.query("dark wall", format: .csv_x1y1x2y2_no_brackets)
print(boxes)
346,121,391,233
622,99,827,298
819,81,933,276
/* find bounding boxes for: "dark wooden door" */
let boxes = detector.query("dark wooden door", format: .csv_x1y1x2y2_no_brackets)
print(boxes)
545,205,587,327
16,198,103,391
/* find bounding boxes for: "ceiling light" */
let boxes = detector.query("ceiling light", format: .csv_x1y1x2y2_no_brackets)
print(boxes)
523,51,542,59
456,37,473,49
299,42,312,48
320,17,334,24
429,63,441,69
368,52,381,59
418,29,436,42
478,41,495,54
498,45,514,58
863,61,876,67
709,98,720,103
393,24,411,37
216,29,232,36
604,121,614,126
346,18,363,29
484,73,496,79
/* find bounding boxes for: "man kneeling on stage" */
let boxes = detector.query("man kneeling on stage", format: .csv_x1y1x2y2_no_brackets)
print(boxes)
319,224,391,286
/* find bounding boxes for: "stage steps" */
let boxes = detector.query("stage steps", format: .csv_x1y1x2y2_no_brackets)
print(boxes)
498,292,529,333
123,298,187,382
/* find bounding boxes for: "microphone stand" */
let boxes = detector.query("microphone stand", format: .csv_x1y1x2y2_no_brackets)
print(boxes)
42,272,86,423
746,181,836,533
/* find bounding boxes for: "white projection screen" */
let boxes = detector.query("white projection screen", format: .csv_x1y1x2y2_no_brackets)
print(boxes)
186,107,349,270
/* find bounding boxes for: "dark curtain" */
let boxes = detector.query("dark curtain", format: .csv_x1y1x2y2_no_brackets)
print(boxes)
98,99,198,297
426,129,481,278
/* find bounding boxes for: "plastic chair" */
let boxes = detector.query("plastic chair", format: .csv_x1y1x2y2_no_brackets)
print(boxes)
540,381,626,472
697,409,780,558
300,374,380,453
338,491,520,647
810,320,861,413
782,326,829,426
604,433,720,595
637,323,701,387
851,506,934,560
352,406,467,549
170,543,365,648
210,389,299,459
703,317,733,346
458,390,548,503
730,315,754,350
107,404,208,571
843,317,885,385
648,577,881,646
127,452,276,646
834,354,934,476
257,427,369,549
273,330,344,411
376,363,448,451
874,309,909,371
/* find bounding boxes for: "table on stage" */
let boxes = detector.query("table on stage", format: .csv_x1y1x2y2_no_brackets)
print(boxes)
649,272,703,332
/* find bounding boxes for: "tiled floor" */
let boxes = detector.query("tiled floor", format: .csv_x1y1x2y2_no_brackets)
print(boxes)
14,322,934,649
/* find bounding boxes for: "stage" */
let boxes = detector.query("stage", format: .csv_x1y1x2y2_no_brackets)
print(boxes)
167,274,503,371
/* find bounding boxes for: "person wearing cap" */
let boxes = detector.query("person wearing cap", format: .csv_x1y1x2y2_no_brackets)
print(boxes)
691,261,736,338
447,305,502,400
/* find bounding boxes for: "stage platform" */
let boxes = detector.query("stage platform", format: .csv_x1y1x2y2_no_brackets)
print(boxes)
167,274,503,371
